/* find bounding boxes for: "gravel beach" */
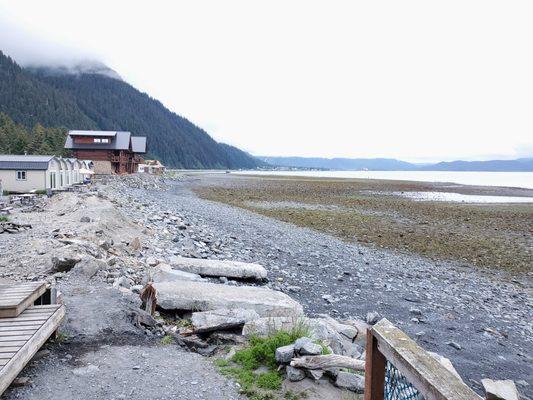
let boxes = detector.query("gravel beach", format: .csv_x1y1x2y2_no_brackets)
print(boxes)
149,174,532,396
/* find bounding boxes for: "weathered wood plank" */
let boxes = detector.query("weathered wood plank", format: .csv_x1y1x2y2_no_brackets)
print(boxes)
0,305,65,395
0,347,20,353
0,335,33,342
372,319,481,400
0,330,38,337
0,325,41,332
365,327,386,400
0,341,26,347
0,321,47,327
290,354,365,370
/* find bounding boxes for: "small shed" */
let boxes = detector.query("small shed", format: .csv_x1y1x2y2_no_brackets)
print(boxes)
0,155,61,193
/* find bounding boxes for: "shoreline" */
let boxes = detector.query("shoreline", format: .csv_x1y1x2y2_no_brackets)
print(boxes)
1,174,531,399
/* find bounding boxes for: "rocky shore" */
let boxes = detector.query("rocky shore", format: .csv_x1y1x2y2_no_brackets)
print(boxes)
0,173,531,399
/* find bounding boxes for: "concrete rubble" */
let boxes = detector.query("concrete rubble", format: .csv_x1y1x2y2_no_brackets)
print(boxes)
169,256,268,280
154,280,304,318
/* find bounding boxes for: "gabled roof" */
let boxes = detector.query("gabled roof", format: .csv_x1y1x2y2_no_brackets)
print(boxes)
65,131,131,150
0,155,56,170
69,130,117,137
131,136,147,153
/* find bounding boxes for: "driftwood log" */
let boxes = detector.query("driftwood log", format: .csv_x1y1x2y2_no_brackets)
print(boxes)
290,355,365,371
0,221,32,234
140,282,157,315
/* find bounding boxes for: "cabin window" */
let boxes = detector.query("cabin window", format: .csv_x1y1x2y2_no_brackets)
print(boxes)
93,138,110,143
16,171,27,181
101,138,110,143
94,138,101,143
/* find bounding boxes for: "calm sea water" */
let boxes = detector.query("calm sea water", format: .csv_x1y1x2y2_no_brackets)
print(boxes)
236,170,533,190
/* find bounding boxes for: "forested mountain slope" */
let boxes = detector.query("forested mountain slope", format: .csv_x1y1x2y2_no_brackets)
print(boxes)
0,50,263,169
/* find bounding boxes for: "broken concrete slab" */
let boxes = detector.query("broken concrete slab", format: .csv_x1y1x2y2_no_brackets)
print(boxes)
335,371,365,393
481,379,520,400
154,281,303,318
191,308,260,333
169,256,267,280
150,263,206,283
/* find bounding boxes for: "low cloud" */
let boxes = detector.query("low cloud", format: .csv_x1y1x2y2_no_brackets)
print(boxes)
0,13,97,67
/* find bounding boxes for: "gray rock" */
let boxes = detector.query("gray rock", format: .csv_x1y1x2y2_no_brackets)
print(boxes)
482,379,520,400
146,257,159,267
275,344,295,364
447,341,462,350
154,281,303,318
80,216,91,223
294,337,322,355
114,276,133,289
169,256,267,280
50,247,82,272
335,371,365,392
72,256,108,278
191,308,260,333
151,263,205,283
286,366,305,382
366,311,381,325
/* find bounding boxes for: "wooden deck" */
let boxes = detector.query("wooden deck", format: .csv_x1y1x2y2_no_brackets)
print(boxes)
0,283,47,318
0,304,65,395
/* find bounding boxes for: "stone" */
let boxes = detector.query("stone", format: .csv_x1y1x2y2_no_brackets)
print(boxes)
191,308,260,333
11,377,32,387
366,311,381,325
130,237,141,251
151,263,205,283
72,256,108,278
169,256,267,280
335,371,365,392
286,366,306,382
446,341,462,350
80,216,91,223
50,247,82,272
146,257,159,267
154,281,303,318
481,379,519,400
275,344,295,364
294,337,322,356
114,276,133,289
308,316,363,358
409,307,423,316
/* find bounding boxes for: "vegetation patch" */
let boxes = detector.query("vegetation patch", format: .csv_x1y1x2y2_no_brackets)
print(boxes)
0,216,9,222
214,324,314,400
196,176,533,274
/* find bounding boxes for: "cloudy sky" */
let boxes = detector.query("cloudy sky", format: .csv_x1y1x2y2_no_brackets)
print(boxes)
0,1,532,162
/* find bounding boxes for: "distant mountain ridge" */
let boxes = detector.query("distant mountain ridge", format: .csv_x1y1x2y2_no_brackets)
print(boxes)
260,156,533,172
0,50,263,169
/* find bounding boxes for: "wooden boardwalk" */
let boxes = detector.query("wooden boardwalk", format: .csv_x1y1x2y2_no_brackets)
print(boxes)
0,283,46,318
0,285,65,396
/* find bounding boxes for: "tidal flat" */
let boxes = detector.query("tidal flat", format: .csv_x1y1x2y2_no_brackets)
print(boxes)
195,174,533,274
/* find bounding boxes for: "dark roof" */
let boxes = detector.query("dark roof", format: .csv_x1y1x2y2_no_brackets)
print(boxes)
65,131,131,150
131,137,147,153
0,155,55,170
69,130,117,137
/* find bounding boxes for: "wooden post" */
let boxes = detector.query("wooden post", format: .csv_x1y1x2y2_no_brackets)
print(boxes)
365,328,386,400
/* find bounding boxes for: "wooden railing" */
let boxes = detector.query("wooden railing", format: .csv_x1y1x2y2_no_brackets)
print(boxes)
365,319,482,400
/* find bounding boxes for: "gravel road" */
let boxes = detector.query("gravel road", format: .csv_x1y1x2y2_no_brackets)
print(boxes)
130,174,531,397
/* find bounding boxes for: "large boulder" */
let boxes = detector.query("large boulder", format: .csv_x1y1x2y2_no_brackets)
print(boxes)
150,263,206,283
191,308,260,333
308,316,364,358
169,256,267,280
154,281,303,318
50,246,82,272
71,256,108,278
481,379,519,400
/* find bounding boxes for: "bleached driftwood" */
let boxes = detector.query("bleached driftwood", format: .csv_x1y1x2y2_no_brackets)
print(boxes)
290,355,365,371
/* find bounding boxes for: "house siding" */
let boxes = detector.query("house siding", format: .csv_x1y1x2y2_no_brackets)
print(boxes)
0,170,46,192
